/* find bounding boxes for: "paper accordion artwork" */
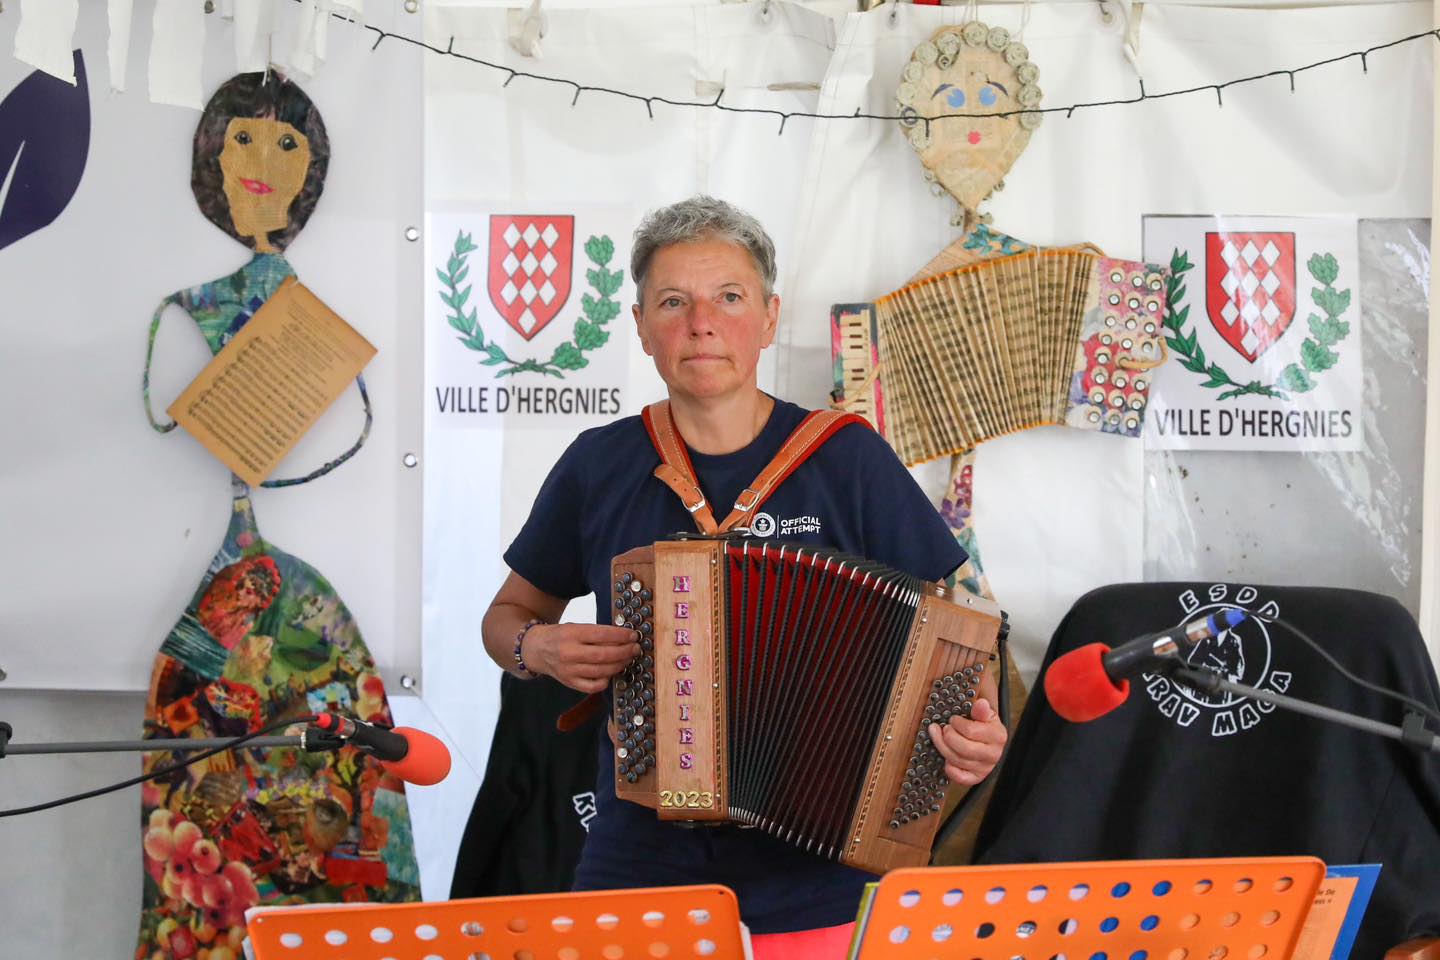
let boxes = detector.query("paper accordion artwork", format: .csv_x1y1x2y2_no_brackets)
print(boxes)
606,537,1004,875
835,247,1171,467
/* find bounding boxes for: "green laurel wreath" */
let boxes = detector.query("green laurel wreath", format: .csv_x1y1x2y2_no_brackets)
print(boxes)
1164,248,1353,401
437,230,624,378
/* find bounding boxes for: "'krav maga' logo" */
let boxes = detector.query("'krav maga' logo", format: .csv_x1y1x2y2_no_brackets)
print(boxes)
1141,584,1292,738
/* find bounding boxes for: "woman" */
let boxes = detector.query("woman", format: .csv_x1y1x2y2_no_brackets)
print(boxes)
482,196,1007,952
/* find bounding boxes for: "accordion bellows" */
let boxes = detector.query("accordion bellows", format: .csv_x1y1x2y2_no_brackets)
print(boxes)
609,537,1002,876
842,249,1171,466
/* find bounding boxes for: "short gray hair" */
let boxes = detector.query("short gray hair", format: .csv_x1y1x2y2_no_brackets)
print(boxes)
631,196,778,302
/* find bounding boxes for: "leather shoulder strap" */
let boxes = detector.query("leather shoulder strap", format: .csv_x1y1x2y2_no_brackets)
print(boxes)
642,400,720,534
717,409,869,532
641,401,870,535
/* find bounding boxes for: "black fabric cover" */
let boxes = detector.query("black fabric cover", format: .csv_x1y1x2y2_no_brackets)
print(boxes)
450,673,604,898
975,582,1440,959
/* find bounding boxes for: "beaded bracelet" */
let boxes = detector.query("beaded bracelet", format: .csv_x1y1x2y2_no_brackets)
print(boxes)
513,618,545,677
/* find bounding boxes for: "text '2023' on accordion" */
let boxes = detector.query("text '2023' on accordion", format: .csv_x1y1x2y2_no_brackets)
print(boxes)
608,536,1003,875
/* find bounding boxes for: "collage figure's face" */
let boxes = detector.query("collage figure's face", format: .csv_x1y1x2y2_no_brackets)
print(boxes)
218,117,311,249
898,24,1042,216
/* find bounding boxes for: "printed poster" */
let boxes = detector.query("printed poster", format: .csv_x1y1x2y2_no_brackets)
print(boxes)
1142,216,1362,451
426,207,634,428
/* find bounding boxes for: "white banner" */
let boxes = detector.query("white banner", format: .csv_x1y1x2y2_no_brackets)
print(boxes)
426,208,634,428
1143,216,1363,451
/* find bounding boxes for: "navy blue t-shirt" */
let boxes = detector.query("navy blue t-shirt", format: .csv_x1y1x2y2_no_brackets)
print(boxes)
503,397,966,933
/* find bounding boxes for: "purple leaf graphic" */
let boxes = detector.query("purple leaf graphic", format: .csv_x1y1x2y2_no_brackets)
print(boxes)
0,50,90,253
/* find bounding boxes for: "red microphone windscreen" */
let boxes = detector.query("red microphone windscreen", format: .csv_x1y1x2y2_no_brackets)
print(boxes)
1043,643,1130,723
381,727,452,786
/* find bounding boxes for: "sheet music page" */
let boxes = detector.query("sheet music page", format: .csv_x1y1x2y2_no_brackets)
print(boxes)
169,276,375,485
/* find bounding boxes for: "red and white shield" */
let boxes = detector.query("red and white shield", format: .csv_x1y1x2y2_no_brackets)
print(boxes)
488,215,574,341
1205,232,1297,362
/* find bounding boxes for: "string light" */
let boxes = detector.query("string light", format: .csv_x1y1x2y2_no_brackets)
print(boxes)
321,9,1438,134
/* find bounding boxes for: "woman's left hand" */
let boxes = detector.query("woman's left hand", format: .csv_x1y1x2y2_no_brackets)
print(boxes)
927,696,1007,786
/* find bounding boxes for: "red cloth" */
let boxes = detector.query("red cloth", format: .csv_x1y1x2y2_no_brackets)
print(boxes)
750,921,855,959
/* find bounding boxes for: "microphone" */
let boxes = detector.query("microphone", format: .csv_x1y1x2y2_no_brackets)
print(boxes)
313,713,452,786
1043,608,1249,723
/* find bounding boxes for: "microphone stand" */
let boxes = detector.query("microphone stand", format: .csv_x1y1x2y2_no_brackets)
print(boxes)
1164,665,1440,755
0,720,345,759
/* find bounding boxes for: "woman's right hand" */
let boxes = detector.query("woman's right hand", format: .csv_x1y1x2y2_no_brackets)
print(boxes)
524,623,642,694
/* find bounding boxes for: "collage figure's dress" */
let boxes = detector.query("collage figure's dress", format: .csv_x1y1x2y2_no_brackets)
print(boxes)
136,255,419,960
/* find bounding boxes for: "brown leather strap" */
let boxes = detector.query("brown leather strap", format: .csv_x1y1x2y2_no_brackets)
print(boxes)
716,409,868,532
643,400,870,534
556,690,605,733
642,401,720,534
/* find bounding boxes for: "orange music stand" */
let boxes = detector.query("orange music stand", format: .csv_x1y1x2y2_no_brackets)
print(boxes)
851,857,1326,959
245,884,747,960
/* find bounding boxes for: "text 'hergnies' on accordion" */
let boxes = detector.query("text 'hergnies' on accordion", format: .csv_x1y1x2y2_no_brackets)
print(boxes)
608,536,1003,876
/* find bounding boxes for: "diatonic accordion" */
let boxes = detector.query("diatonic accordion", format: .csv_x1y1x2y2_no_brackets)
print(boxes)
608,536,1003,876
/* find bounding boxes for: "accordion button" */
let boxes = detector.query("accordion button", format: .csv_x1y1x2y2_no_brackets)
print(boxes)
890,820,901,830
644,721,655,734
614,615,626,626
622,572,634,584
642,705,654,717
626,773,638,783
641,589,653,601
641,689,654,702
640,605,652,617
630,579,644,592
618,748,629,759
641,655,654,668
644,738,655,751
640,623,653,635
975,663,985,673
615,581,625,593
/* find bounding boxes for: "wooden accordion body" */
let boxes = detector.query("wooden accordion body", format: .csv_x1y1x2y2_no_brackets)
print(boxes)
609,536,1002,876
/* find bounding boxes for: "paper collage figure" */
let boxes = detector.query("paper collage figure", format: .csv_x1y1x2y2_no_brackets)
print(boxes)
136,72,418,960
831,22,1171,597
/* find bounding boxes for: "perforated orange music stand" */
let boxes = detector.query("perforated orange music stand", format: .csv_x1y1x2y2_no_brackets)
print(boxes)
245,884,746,960
852,857,1325,959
